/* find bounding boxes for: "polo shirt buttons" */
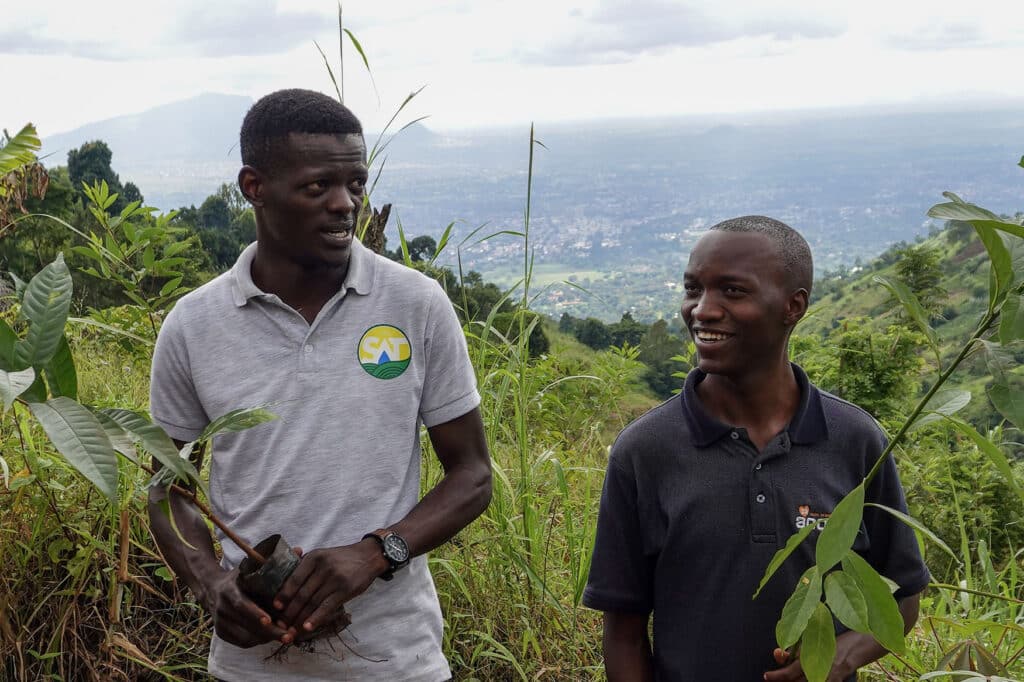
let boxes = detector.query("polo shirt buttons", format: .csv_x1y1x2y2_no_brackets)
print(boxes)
304,344,314,353
754,463,762,470
755,493,766,504
730,431,740,440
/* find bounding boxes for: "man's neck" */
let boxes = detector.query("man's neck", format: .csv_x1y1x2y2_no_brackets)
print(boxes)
250,249,350,321
696,361,800,451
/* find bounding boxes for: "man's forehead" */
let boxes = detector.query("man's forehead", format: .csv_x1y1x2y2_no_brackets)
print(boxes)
686,231,783,276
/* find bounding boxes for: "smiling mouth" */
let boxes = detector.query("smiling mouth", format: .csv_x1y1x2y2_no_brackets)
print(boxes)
693,330,732,344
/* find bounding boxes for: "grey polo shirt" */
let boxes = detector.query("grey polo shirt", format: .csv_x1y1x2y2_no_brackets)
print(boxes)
583,365,929,681
150,239,480,681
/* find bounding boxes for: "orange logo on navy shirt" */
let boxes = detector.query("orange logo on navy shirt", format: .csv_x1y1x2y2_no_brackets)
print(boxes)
795,504,831,531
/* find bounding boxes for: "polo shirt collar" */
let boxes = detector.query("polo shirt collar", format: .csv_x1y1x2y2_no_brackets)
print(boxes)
680,363,829,447
229,238,376,306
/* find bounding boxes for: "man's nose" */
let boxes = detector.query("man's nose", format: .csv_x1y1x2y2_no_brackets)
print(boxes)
691,293,722,320
327,186,357,214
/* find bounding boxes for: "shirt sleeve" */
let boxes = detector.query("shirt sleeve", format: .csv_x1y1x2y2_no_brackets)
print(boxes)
583,453,654,613
418,280,480,427
149,306,209,443
861,439,931,600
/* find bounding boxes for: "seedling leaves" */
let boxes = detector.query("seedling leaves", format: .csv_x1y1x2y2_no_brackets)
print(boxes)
911,389,972,431
199,406,277,441
824,570,870,634
93,410,139,465
43,334,77,399
30,397,118,503
754,522,815,598
842,550,906,654
0,367,35,412
928,192,1024,239
1000,294,1024,344
776,566,822,650
865,503,958,563
815,482,864,572
986,382,1024,433
800,602,837,682
101,408,200,489
15,253,72,368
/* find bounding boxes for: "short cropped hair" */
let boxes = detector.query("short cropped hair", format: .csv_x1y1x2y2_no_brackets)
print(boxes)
240,89,363,172
709,215,813,295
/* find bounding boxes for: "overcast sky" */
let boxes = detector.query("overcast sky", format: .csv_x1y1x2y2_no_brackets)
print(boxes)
3,0,1024,137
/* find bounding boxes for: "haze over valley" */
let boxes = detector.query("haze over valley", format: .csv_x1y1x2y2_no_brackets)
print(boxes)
40,94,1023,320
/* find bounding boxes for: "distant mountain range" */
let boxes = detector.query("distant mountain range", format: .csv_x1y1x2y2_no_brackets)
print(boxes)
38,94,1024,321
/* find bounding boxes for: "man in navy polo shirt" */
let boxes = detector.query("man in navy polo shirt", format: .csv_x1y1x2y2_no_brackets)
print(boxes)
583,216,929,681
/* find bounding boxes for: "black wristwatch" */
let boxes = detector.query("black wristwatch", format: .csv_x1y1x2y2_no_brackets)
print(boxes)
363,529,411,581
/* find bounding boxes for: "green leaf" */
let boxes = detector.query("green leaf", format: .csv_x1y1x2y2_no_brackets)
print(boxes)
43,334,77,400
1019,155,1024,169
158,276,183,298
14,254,73,368
156,498,198,552
800,602,837,682
944,416,1024,500
928,192,1024,239
864,502,958,563
986,382,1024,432
93,410,139,465
754,522,816,598
979,340,1015,386
776,566,822,650
0,123,41,176
816,483,865,572
842,550,906,654
100,408,200,487
0,367,35,412
19,372,47,403
0,317,17,369
29,397,118,503
824,570,870,633
974,224,1014,311
911,389,972,431
873,275,938,357
199,406,277,442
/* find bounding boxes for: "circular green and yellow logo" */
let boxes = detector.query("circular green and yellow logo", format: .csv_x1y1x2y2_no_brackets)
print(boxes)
358,325,412,379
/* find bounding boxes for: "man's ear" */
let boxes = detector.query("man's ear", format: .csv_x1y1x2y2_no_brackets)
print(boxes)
784,288,809,326
238,166,264,207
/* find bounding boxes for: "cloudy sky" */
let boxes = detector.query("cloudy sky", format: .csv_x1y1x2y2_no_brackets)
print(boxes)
3,0,1024,137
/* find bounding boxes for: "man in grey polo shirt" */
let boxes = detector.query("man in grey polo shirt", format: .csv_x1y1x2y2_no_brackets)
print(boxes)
148,89,492,681
584,216,928,681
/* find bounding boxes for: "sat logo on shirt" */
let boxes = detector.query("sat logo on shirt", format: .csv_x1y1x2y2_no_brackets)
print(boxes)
358,325,412,379
794,504,831,531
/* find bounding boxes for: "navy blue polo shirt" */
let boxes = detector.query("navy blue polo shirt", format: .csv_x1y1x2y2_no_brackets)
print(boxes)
583,364,929,681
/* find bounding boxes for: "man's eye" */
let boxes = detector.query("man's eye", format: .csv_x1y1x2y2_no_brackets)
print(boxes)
306,180,328,192
350,178,367,192
724,287,745,296
683,284,700,296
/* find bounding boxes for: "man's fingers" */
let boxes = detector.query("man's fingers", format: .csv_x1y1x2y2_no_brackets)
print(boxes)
301,592,347,633
273,555,315,611
292,546,303,557
764,659,805,681
773,648,791,665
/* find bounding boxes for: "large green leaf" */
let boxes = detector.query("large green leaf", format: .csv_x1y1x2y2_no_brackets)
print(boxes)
800,602,837,682
14,254,73,368
985,383,1024,433
864,502,958,563
873,275,938,357
927,192,1024,239
910,389,972,431
944,416,1024,500
824,570,870,633
29,397,118,503
43,334,77,400
93,410,139,465
199,406,277,442
100,408,200,486
1000,294,1024,345
754,522,816,598
842,550,906,654
0,367,35,413
0,123,41,177
776,566,822,650
974,224,1014,311
816,483,865,572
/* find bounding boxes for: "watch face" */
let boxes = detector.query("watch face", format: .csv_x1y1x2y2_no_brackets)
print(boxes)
383,534,410,563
